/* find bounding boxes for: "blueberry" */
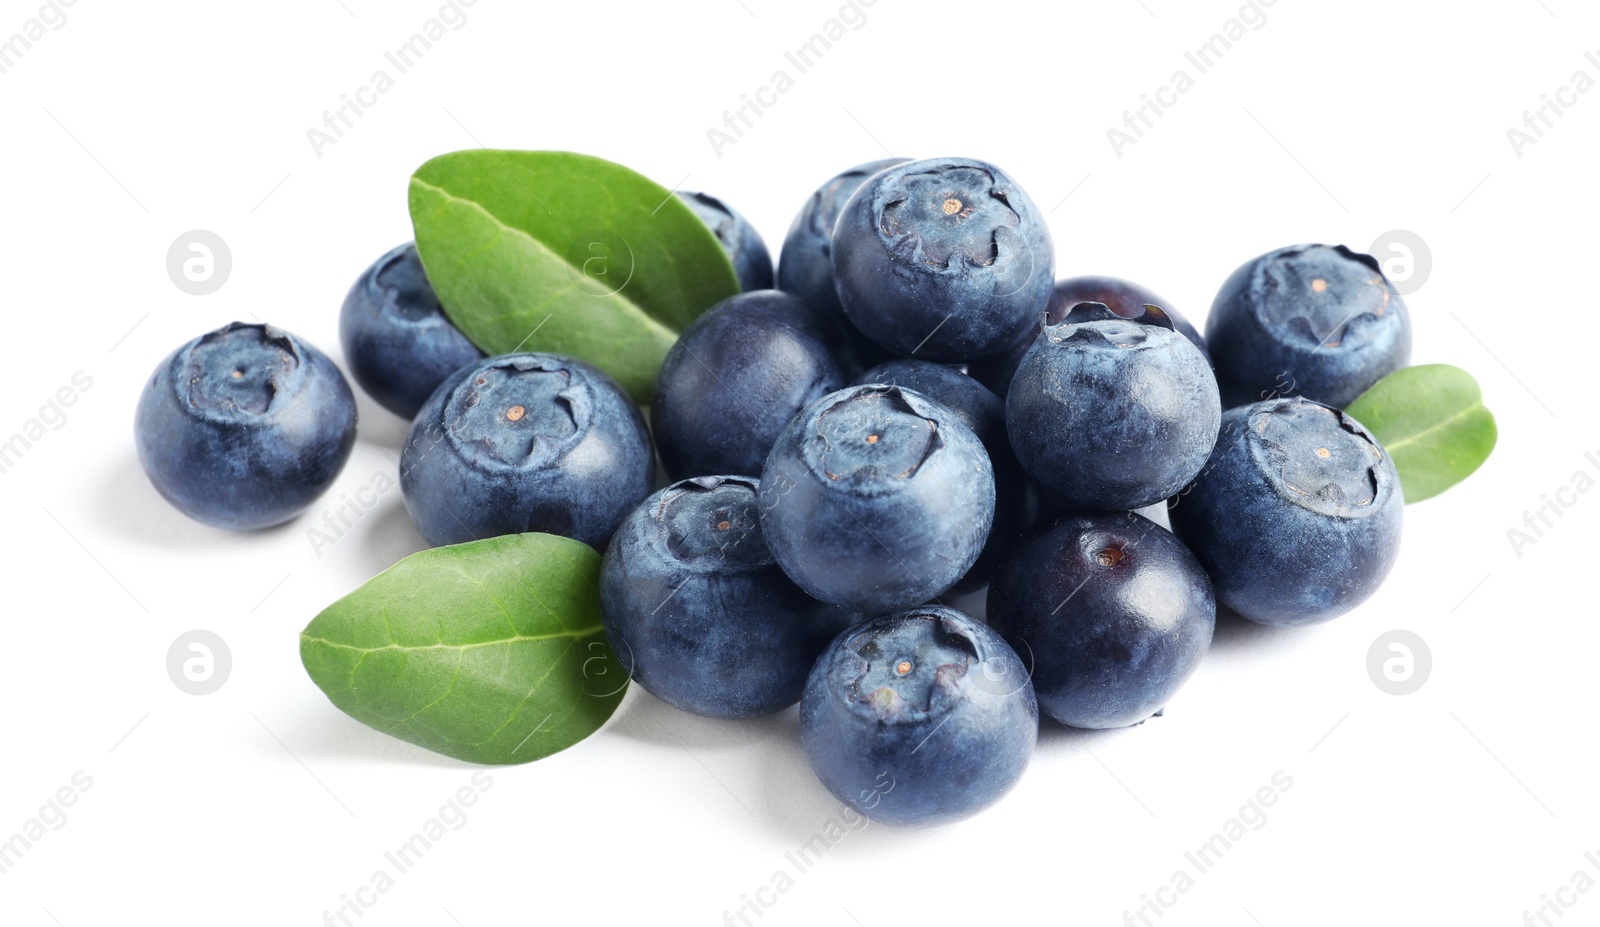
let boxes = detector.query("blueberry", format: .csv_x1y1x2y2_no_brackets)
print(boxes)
678,191,774,292
600,476,856,718
777,157,909,322
854,358,1025,593
777,157,909,371
987,511,1214,728
1167,397,1403,627
400,353,654,549
338,242,485,420
135,322,357,530
971,275,1206,398
760,385,995,613
651,290,846,480
1007,305,1220,511
1207,244,1412,409
832,157,1054,361
800,606,1037,826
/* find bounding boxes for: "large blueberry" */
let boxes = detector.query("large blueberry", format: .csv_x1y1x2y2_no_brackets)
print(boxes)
800,606,1037,826
1167,397,1403,627
1007,306,1220,511
987,511,1214,728
651,290,846,480
400,353,653,549
777,157,909,322
854,359,1025,594
832,157,1054,361
678,191,773,292
600,476,856,718
1207,244,1411,409
338,242,484,420
135,322,357,530
971,275,1206,398
760,385,994,613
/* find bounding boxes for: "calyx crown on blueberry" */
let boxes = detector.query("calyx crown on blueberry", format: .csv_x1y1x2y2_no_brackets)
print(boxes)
1256,401,1391,513
814,389,939,485
971,274,1204,398
441,359,589,470
839,612,988,719
1055,299,1175,331
183,323,303,418
656,475,771,570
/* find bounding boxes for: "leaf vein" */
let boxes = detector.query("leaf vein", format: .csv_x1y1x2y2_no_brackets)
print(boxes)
1377,404,1486,453
300,627,601,654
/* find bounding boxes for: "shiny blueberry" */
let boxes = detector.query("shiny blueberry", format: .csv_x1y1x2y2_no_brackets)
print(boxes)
651,290,846,480
400,353,653,549
800,606,1037,826
1007,304,1220,511
338,242,484,420
135,322,357,530
854,358,1025,594
760,385,995,613
678,191,773,292
987,511,1214,728
1167,397,1403,626
832,157,1054,361
1207,244,1412,409
600,476,856,718
777,157,909,370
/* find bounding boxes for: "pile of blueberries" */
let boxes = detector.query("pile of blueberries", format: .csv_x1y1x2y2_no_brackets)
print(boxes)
135,156,1410,826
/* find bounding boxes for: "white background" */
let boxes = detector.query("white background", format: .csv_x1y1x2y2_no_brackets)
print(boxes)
2,1,1596,925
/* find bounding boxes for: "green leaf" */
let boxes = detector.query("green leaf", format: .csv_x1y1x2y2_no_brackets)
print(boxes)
1345,364,1497,504
300,533,627,765
408,150,741,402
